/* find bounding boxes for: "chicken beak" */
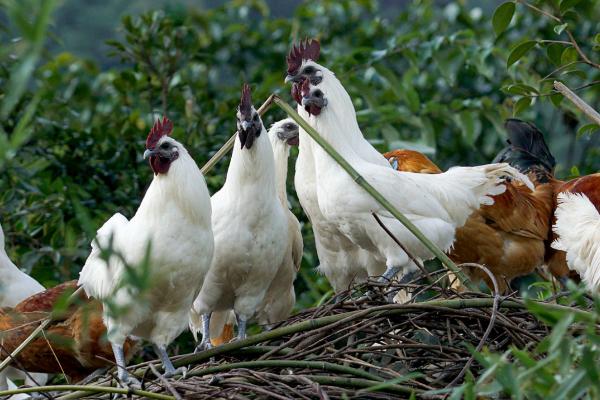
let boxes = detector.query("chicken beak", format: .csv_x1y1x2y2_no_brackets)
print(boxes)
143,149,156,159
241,120,251,131
284,74,294,84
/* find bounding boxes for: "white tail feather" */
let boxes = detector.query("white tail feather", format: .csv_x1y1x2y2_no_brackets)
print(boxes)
552,192,600,292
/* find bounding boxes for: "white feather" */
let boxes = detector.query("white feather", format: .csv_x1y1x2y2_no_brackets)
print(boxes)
191,114,290,335
552,192,600,292
78,136,214,348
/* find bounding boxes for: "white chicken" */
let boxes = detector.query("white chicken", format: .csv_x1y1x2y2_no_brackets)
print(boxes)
78,116,214,384
206,119,304,345
552,192,600,292
286,40,389,293
285,39,533,285
0,221,48,394
190,85,289,346
257,118,303,325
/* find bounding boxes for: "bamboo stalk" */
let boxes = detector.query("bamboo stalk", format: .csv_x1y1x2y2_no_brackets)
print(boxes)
186,359,384,382
554,81,600,126
0,286,84,374
0,384,174,400
200,94,275,175
272,96,477,290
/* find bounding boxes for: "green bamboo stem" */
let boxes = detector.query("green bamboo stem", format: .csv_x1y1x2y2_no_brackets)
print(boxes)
0,384,174,400
200,94,275,175
187,359,383,382
282,374,419,395
272,96,477,291
0,286,85,374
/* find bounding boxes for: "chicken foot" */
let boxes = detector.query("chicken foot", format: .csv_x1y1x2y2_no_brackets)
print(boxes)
112,343,141,388
154,345,186,378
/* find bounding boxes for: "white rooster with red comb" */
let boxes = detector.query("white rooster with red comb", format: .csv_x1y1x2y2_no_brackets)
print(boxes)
285,39,533,290
190,84,289,346
78,116,214,384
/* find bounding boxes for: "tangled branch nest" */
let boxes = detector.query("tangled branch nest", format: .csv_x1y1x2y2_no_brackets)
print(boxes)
38,275,563,400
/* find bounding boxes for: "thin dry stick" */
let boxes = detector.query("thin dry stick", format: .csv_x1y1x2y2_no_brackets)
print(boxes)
0,286,84,374
200,94,275,175
447,262,500,387
554,81,600,125
149,363,183,400
371,212,432,281
41,329,69,384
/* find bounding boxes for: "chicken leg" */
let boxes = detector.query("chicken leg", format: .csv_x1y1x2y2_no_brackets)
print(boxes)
236,314,247,340
112,343,140,387
194,313,212,352
154,345,186,378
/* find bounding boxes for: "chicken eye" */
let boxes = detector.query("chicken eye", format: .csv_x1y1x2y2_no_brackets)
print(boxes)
253,114,259,121
160,142,170,150
285,124,295,130
304,66,315,74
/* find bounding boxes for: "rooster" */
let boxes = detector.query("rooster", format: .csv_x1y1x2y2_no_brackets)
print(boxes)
286,41,390,293
385,121,557,292
285,39,533,288
191,85,289,347
0,281,138,382
552,192,600,292
0,222,48,391
207,119,303,346
491,120,592,286
78,116,214,384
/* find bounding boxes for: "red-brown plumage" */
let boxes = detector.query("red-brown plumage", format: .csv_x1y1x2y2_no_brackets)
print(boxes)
383,149,556,292
0,281,138,382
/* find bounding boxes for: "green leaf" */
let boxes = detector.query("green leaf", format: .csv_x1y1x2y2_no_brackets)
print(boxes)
547,43,565,65
560,0,582,13
561,47,578,64
513,97,532,115
507,40,537,67
571,165,581,177
492,2,515,36
577,123,600,137
553,23,568,35
503,83,539,96
550,93,564,107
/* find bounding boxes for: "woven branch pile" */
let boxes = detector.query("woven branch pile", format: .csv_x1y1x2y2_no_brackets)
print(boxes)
21,278,570,400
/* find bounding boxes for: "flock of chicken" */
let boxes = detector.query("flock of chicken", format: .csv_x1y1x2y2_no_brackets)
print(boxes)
1,39,600,391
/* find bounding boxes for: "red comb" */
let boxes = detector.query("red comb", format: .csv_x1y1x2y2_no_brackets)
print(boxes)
146,116,173,149
287,38,320,75
239,83,252,117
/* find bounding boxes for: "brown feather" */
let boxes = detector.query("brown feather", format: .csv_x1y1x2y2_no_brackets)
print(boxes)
0,282,138,381
384,149,555,292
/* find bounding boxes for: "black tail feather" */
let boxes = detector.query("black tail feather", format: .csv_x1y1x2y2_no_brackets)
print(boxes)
493,119,556,181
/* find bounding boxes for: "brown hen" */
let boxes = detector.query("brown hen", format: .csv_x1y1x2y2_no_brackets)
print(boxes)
0,280,137,383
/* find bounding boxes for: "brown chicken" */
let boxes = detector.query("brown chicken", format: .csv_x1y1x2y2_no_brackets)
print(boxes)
0,280,137,383
384,119,557,293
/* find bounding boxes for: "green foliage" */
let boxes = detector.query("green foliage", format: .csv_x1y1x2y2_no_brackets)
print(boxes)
451,287,600,399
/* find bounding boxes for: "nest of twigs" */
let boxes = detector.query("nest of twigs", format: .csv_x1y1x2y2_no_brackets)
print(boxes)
32,274,566,400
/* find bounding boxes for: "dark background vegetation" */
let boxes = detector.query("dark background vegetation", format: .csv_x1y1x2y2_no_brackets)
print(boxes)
1,0,600,396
